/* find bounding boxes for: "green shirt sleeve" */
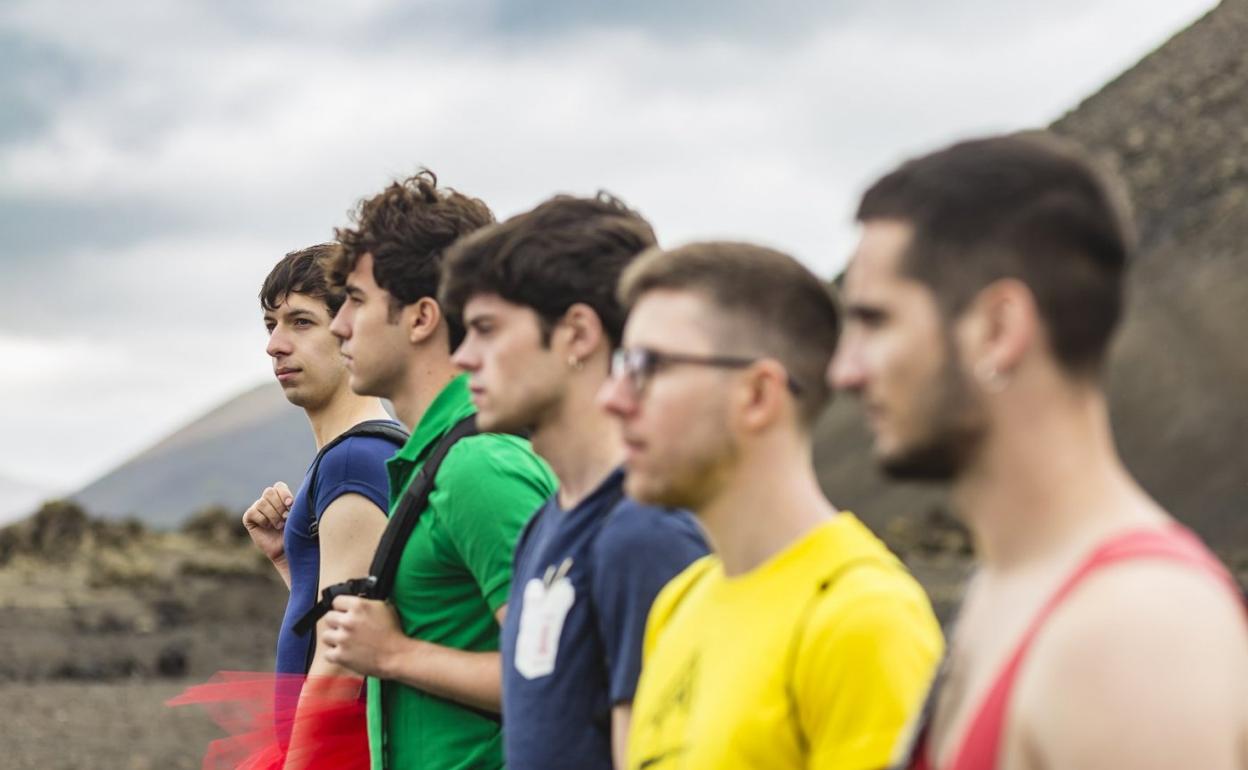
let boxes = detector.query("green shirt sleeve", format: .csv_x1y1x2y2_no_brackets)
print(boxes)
427,435,554,612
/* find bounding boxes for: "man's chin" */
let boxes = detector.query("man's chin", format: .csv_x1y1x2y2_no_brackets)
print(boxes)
474,408,532,435
347,373,383,399
877,444,960,483
623,472,687,510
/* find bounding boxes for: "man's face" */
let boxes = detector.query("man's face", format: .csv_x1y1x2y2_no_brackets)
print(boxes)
599,289,738,510
829,220,987,481
452,294,566,433
264,292,348,411
328,253,410,400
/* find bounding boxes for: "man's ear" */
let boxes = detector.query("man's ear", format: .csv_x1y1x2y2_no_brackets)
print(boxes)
735,359,792,433
960,278,1038,383
560,303,609,365
403,297,444,346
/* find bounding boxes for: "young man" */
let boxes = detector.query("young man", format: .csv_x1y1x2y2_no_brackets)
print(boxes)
244,244,403,764
246,244,399,679
440,194,709,770
317,172,557,770
830,133,1248,770
600,242,943,770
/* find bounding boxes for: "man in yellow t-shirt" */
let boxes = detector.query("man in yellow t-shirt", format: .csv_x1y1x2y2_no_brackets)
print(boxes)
599,241,944,770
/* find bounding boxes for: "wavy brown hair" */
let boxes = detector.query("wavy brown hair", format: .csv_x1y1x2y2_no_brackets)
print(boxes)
331,170,494,350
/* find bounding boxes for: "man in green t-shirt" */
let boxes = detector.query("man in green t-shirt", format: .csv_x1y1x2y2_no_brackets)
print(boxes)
318,171,557,769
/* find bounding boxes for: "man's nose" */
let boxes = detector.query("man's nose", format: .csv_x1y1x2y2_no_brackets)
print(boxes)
329,305,351,341
267,327,292,358
597,371,636,417
828,342,866,393
451,336,479,372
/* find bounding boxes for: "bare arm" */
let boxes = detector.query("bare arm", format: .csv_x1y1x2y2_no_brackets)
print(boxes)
306,493,389,677
241,482,294,589
611,703,633,770
284,493,388,769
1022,563,1248,770
320,598,508,714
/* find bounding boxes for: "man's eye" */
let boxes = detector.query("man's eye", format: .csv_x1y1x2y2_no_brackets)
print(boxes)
293,318,313,328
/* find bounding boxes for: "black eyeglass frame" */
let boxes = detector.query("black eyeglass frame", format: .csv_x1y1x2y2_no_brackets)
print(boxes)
610,347,803,396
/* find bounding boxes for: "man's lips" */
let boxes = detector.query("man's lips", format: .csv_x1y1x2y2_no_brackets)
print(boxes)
275,367,300,383
621,435,647,461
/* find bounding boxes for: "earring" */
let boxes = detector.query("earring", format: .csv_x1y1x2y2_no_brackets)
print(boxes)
976,361,1007,393
568,355,584,371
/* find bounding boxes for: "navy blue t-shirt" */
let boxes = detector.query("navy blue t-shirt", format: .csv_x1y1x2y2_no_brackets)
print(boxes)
274,430,397,675
500,467,708,770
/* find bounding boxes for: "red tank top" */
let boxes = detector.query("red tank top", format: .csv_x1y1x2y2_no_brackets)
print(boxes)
907,524,1244,770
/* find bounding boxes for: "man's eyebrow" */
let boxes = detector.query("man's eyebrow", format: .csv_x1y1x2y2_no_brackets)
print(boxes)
845,302,887,321
343,282,364,296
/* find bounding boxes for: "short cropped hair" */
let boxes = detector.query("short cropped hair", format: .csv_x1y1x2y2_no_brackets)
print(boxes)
858,132,1135,376
331,170,494,350
619,242,841,426
260,243,345,317
440,193,657,348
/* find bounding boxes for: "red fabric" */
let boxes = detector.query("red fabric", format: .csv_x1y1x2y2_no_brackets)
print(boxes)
911,524,1243,770
167,672,369,770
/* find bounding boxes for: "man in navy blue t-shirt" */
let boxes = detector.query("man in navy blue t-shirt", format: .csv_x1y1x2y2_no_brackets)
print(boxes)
442,195,709,770
244,245,401,686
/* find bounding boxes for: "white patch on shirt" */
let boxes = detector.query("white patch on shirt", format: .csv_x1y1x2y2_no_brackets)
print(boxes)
514,557,576,680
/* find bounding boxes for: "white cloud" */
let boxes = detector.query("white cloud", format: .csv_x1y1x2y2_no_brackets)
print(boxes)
0,0,1220,485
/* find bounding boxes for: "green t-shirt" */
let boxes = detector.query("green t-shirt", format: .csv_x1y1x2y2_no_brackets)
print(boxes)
367,375,556,770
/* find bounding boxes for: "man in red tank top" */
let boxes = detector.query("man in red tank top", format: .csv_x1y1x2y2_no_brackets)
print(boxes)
829,133,1248,770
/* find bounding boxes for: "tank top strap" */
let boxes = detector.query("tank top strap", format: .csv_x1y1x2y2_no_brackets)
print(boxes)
947,524,1240,770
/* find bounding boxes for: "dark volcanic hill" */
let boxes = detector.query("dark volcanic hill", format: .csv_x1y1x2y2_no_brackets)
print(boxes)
72,383,314,528
814,0,1248,569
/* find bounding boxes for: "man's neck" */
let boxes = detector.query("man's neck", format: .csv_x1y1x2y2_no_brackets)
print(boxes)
530,376,625,510
952,384,1166,573
697,432,836,577
305,386,393,450
388,353,461,432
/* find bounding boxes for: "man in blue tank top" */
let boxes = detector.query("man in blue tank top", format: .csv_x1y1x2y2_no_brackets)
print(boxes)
441,194,709,770
243,245,402,734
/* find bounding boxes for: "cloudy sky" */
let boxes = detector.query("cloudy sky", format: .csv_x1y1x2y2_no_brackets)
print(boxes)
0,0,1218,494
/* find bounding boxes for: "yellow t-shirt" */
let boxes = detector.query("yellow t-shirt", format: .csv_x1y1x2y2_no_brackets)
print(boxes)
627,513,944,770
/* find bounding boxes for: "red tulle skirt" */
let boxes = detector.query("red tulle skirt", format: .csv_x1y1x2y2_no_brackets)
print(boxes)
167,672,370,770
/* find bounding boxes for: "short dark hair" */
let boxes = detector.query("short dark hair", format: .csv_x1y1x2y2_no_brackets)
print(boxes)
619,242,841,427
440,193,657,348
858,132,1135,376
331,170,495,350
260,243,345,317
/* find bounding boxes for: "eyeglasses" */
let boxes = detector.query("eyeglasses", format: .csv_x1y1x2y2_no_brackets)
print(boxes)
610,347,803,396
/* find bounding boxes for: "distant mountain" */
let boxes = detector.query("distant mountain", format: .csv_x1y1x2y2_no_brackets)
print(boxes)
0,474,57,527
815,0,1248,563
72,382,315,529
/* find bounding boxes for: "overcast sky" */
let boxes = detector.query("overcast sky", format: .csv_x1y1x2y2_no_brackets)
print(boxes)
0,0,1219,493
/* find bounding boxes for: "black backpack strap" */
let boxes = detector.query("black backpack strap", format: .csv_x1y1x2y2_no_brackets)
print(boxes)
368,414,478,600
292,414,478,638
305,420,408,539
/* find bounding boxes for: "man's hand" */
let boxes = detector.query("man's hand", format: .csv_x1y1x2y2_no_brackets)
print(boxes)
243,482,294,588
242,482,294,563
321,595,409,679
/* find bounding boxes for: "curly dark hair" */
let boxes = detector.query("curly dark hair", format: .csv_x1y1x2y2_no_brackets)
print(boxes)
331,170,494,350
440,193,656,348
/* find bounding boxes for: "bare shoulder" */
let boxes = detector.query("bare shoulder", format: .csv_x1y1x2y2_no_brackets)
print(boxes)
1015,560,1248,769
